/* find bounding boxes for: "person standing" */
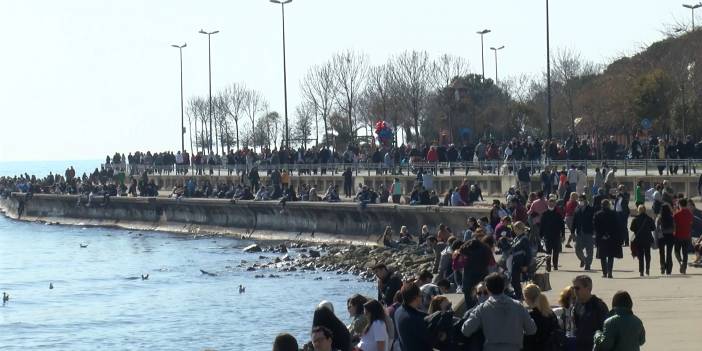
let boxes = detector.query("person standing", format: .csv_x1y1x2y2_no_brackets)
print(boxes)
614,185,631,246
391,178,402,204
522,284,561,351
372,264,403,307
594,199,623,278
673,198,694,274
656,203,676,275
356,300,389,351
342,168,353,198
571,275,609,351
593,291,646,351
461,239,491,310
312,307,352,351
635,180,645,206
573,194,595,270
630,205,656,276
461,273,537,351
394,282,432,351
540,198,565,271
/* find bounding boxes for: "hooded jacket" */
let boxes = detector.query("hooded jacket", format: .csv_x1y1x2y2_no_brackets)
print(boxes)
461,294,537,351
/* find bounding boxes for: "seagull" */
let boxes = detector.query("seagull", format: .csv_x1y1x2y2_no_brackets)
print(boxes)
239,285,246,294
80,243,88,248
49,283,54,289
200,269,217,277
2,292,8,305
141,274,149,280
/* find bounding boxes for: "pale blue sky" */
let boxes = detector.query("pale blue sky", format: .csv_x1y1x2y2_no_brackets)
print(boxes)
0,0,692,161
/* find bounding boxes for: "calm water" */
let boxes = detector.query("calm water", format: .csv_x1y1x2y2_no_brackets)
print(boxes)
0,216,374,350
0,161,374,350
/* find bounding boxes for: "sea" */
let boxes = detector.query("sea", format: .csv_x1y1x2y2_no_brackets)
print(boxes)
0,161,375,350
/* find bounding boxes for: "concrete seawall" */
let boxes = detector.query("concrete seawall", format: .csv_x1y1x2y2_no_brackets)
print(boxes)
0,193,489,244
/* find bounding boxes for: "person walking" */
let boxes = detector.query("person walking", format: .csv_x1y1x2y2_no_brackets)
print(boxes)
461,273,537,351
673,198,694,274
522,284,561,351
540,197,565,271
593,291,646,351
594,199,623,278
509,221,532,300
573,193,595,270
614,185,631,247
564,192,578,248
630,205,656,276
571,275,609,351
656,203,675,275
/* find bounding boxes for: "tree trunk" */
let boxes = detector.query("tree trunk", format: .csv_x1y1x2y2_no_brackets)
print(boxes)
235,119,240,150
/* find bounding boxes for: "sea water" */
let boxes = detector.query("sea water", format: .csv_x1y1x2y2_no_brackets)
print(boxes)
0,161,375,350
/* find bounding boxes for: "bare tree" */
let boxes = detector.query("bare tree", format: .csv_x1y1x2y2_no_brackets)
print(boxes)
244,89,264,151
364,63,403,145
187,97,209,153
219,83,248,150
552,48,600,135
390,50,431,142
430,54,470,90
300,62,335,146
293,103,314,149
332,50,368,143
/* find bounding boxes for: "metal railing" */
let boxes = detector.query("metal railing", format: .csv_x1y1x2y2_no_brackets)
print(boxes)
101,158,702,178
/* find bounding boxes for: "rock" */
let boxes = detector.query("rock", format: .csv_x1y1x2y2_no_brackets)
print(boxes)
274,257,282,263
282,254,292,262
308,249,321,258
243,244,262,253
279,244,288,253
258,255,268,260
246,267,256,271
314,277,323,281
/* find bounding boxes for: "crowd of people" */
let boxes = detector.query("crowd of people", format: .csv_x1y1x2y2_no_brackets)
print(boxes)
103,134,702,178
268,171,702,351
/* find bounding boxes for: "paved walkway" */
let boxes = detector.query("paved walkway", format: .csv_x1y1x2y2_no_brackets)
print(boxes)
543,244,700,350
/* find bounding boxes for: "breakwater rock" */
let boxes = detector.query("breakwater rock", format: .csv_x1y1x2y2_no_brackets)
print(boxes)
245,242,433,282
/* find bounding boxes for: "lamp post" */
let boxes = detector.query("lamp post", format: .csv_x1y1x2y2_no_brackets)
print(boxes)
683,3,702,31
171,43,187,153
489,45,505,84
476,29,491,80
270,0,292,149
199,29,219,154
546,0,553,140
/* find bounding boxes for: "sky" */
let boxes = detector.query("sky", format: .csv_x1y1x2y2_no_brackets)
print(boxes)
0,0,694,162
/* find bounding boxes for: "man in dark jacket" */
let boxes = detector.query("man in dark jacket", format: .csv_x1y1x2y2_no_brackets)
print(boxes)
572,193,595,270
540,198,565,271
394,282,433,351
594,199,623,278
373,264,403,306
614,185,631,246
572,275,609,351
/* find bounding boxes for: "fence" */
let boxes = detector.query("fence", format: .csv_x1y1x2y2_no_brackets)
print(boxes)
101,158,702,178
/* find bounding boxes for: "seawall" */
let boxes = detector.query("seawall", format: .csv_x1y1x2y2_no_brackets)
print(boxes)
0,193,489,244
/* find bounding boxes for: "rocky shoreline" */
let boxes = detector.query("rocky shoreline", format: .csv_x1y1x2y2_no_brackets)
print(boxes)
240,241,433,282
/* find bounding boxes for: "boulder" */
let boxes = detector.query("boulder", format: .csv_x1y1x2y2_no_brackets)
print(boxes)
243,244,262,253
309,249,321,258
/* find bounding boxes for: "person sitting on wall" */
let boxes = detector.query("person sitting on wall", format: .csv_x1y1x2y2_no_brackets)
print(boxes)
255,185,270,201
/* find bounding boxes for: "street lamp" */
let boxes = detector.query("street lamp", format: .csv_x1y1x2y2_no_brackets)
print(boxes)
270,0,292,149
199,29,219,154
683,3,702,31
171,43,187,153
489,45,505,84
476,29,491,80
546,0,553,140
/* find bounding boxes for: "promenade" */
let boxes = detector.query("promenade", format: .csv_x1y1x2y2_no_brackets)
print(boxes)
545,244,700,351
